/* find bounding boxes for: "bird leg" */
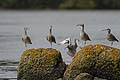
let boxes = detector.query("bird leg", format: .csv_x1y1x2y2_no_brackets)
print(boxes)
25,44,27,49
84,41,86,47
111,42,113,46
50,42,52,48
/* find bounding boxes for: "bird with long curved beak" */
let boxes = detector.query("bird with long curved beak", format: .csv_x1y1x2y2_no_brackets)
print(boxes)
76,24,91,46
22,27,32,49
102,28,119,46
46,26,56,48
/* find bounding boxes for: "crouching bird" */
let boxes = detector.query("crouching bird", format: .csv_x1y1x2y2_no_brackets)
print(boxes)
65,39,80,57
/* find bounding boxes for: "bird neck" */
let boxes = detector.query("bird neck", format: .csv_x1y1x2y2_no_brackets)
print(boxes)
69,38,72,45
74,40,77,47
81,26,84,32
25,30,27,35
50,29,52,34
108,30,111,34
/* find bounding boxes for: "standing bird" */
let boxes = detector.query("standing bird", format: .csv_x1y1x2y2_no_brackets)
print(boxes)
76,24,91,46
65,39,80,57
46,26,56,48
22,27,32,49
102,28,119,46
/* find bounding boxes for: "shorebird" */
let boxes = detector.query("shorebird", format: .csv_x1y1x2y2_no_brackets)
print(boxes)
65,39,80,57
76,24,91,46
46,26,56,48
102,28,119,46
22,27,32,49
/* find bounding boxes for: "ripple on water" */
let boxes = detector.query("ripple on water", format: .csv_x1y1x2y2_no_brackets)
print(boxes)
0,60,18,79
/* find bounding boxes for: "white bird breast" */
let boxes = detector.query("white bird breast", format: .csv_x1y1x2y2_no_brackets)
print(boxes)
80,32,84,38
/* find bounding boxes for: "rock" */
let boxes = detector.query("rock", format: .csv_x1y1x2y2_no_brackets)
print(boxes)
17,48,66,80
74,73,94,80
58,78,63,80
64,44,120,80
94,77,107,80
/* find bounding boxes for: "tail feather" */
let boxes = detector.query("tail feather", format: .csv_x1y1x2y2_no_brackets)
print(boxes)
116,39,119,42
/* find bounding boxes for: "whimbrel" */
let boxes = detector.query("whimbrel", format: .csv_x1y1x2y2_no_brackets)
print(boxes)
46,26,56,48
102,28,119,46
76,24,91,46
22,27,32,49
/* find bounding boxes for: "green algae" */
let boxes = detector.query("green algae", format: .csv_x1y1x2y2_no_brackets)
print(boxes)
64,44,120,80
18,48,66,80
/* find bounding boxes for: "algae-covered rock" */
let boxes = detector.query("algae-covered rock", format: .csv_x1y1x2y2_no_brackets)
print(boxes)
17,48,66,80
64,44,120,80
94,77,107,80
74,73,94,80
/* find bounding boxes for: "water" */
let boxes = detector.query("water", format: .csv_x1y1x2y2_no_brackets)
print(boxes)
0,10,120,79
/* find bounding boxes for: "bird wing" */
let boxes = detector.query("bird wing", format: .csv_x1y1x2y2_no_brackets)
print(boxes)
51,35,56,43
46,36,49,41
66,45,76,57
59,40,69,45
26,36,32,44
59,38,71,45
84,32,91,41
109,34,119,42
67,51,75,57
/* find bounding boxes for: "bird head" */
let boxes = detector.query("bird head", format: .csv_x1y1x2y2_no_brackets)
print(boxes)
24,27,29,31
61,38,71,45
76,24,84,31
76,24,84,27
65,40,70,44
102,28,111,32
76,24,84,29
50,26,52,29
74,39,80,42
49,26,53,33
102,28,111,34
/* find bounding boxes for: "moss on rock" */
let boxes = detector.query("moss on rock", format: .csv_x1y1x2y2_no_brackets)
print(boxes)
74,73,94,80
17,48,66,80
64,44,120,80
